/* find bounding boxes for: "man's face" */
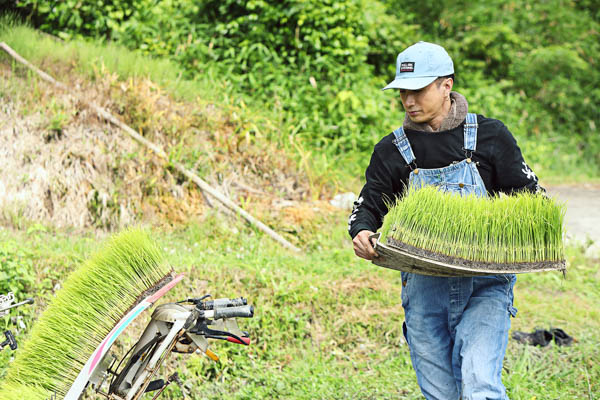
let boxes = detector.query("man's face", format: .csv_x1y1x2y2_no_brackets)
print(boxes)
399,78,453,126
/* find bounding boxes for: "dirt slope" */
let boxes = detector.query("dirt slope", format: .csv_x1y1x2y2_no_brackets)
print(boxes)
0,58,335,248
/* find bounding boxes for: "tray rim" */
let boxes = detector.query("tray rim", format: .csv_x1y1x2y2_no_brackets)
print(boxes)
370,233,566,276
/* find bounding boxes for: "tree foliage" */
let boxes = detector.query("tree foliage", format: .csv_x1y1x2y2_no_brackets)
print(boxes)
8,0,600,175
11,0,147,38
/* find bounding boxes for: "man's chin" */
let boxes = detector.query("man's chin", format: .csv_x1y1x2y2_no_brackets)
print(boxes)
407,114,426,123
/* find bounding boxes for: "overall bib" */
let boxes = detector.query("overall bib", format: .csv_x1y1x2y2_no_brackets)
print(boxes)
393,114,517,400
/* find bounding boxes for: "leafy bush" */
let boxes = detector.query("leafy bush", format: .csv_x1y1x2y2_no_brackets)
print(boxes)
0,241,35,301
12,0,152,39
113,0,370,74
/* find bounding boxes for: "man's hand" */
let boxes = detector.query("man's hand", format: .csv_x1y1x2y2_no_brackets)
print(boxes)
352,230,379,260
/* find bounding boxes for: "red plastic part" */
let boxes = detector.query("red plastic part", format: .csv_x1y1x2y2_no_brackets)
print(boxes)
227,336,251,345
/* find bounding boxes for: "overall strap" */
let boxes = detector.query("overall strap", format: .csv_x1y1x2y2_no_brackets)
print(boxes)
463,113,478,156
392,127,417,169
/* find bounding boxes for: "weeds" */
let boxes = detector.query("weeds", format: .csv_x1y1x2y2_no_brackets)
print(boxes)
44,99,70,142
0,241,35,301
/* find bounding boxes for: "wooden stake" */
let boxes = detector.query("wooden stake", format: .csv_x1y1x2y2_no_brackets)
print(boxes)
0,42,301,253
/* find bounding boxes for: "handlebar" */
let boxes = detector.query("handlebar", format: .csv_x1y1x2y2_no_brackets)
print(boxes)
0,298,34,313
201,297,247,310
213,305,254,320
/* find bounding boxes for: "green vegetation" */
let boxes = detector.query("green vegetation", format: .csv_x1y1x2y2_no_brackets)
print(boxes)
0,3,599,399
7,0,600,182
0,228,171,399
380,187,566,264
0,216,598,398
0,241,35,301
0,18,220,103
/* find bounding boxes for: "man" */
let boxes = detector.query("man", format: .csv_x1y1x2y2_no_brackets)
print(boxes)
348,42,540,399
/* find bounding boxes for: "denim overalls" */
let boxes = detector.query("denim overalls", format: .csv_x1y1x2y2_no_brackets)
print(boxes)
393,113,517,400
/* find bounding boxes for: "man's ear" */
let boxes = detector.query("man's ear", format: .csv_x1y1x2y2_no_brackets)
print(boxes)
444,78,454,96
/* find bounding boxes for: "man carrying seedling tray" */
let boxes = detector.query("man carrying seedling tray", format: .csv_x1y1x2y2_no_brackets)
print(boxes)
349,42,541,400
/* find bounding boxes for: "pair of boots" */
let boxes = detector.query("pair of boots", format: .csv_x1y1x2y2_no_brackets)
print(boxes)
511,328,573,347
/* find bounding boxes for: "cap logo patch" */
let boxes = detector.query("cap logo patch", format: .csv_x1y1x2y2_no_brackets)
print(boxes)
400,62,415,72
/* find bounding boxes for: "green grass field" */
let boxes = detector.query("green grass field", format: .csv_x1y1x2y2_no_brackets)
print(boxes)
0,213,597,399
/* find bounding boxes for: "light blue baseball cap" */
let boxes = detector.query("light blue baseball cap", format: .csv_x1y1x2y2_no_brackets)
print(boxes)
382,41,454,91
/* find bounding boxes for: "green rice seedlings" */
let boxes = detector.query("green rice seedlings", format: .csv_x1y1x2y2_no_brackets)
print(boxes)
380,186,565,266
0,228,172,399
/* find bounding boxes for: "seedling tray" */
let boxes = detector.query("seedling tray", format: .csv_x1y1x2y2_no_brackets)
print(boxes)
370,233,566,277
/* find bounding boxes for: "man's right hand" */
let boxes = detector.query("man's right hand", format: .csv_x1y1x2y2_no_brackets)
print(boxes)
352,230,379,260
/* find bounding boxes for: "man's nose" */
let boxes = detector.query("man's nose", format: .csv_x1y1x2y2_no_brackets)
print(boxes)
404,93,416,106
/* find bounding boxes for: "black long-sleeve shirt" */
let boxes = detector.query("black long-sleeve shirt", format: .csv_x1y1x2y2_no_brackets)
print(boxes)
348,114,541,238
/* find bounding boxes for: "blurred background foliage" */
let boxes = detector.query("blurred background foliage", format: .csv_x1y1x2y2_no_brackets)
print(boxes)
8,0,600,180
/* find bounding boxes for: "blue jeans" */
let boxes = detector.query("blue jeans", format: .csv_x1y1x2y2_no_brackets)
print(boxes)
401,273,517,400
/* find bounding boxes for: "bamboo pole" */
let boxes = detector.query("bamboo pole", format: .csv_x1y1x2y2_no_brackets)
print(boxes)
0,42,301,253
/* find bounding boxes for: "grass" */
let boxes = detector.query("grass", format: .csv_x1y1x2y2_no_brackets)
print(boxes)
0,214,597,399
0,228,172,399
380,186,566,264
0,17,213,104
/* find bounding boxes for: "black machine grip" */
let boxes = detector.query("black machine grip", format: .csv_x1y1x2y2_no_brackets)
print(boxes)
1,330,17,351
144,379,165,393
213,305,254,320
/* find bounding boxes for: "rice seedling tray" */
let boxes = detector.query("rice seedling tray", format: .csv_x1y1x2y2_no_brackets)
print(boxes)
371,233,566,277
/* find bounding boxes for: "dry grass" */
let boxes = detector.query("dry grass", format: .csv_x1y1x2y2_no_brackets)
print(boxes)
0,64,138,229
0,56,319,232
